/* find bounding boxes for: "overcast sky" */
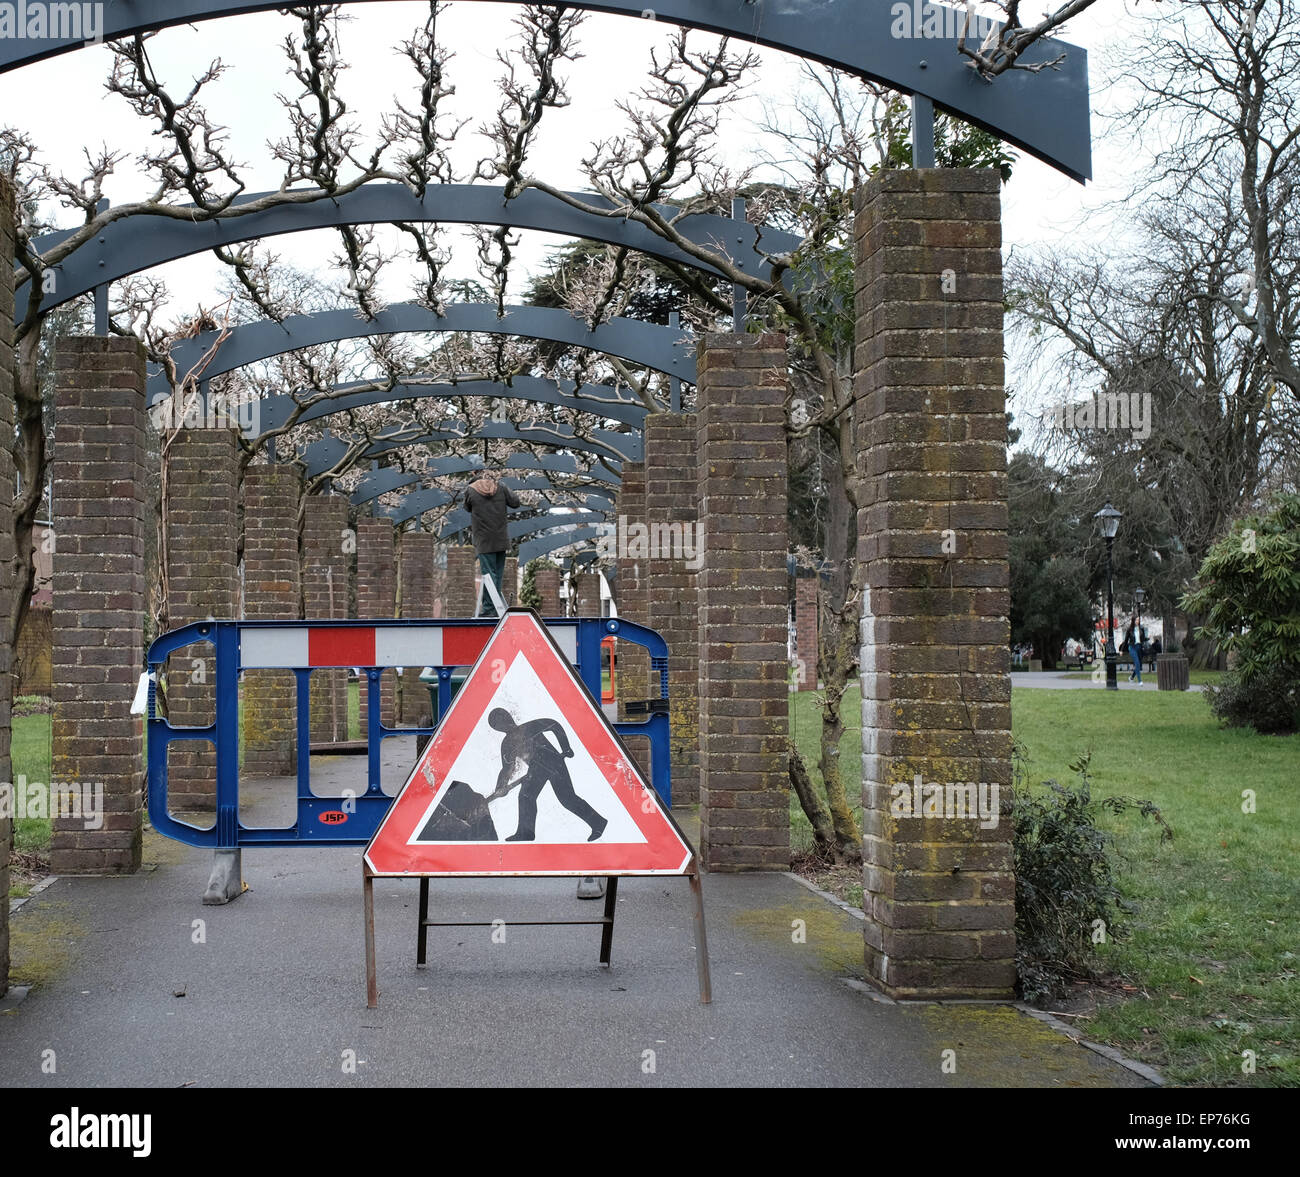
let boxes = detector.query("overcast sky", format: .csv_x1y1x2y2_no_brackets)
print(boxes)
0,0,1155,416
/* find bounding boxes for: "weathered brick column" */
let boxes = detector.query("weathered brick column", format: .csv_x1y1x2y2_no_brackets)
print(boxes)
795,575,819,690
242,465,301,775
51,336,148,874
398,530,436,725
614,462,651,718
574,568,601,616
645,414,700,804
357,517,397,728
504,556,518,606
165,428,241,810
696,334,789,869
302,494,350,744
854,169,1014,999
0,178,14,985
534,565,562,615
445,543,477,616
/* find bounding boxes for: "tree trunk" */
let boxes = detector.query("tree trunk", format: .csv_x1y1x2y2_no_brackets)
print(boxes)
789,745,835,856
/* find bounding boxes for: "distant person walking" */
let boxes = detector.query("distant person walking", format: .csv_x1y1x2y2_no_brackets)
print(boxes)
463,472,521,617
1121,612,1145,684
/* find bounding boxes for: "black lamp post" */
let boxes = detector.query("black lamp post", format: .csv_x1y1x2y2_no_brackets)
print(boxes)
1095,503,1122,691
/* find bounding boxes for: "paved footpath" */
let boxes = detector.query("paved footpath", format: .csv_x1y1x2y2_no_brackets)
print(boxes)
2,749,1151,1088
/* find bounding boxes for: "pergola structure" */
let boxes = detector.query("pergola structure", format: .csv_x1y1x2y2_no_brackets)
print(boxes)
0,0,1093,1000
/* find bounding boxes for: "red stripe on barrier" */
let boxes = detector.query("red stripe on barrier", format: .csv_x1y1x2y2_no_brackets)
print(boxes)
441,627,491,667
308,627,376,667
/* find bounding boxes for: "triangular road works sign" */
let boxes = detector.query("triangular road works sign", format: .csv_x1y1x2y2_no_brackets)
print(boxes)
365,609,695,877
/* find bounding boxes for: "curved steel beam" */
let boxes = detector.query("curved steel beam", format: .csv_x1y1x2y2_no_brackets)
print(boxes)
351,461,620,507
518,525,606,565
0,2,1090,181
20,183,802,319
301,422,630,478
436,508,610,543
382,486,614,527
149,302,693,405
257,375,649,437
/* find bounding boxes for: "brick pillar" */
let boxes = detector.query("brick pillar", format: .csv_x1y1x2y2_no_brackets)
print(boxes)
696,334,789,870
165,428,240,809
534,565,562,615
302,494,350,744
50,336,148,874
854,169,1014,999
645,414,700,805
357,517,397,728
795,576,819,690
0,178,14,987
398,531,436,725
574,568,601,616
242,465,301,775
445,543,477,616
504,556,518,606
615,462,651,717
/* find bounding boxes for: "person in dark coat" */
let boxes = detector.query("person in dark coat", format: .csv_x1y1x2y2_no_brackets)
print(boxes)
463,473,521,616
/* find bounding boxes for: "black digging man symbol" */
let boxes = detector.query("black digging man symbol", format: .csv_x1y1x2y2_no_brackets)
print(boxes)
415,707,607,843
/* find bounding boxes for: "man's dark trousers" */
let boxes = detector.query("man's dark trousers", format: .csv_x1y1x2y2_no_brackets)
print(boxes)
478,551,506,616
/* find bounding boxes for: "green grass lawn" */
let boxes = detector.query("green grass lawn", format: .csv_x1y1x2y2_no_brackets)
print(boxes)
789,681,1300,1087
12,700,52,860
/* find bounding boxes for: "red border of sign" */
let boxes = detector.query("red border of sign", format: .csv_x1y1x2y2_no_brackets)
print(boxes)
364,609,694,877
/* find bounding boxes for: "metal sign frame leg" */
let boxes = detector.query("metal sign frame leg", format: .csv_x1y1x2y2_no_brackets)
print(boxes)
364,867,379,1009
688,865,712,1005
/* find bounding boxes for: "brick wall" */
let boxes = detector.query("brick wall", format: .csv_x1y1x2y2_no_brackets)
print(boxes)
357,517,397,729
645,413,700,805
165,428,240,810
795,576,819,690
50,336,148,875
504,556,518,606
574,568,601,616
534,565,562,615
15,605,51,695
398,530,436,725
696,334,790,870
302,494,350,744
242,465,301,775
614,462,651,718
445,543,477,617
854,169,1014,999
0,177,13,986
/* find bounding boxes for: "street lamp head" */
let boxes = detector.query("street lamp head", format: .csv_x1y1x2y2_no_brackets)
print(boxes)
1135,586,1145,607
1094,502,1122,539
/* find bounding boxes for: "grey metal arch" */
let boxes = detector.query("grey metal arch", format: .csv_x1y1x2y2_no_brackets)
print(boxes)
0,2,1091,181
301,422,630,478
496,454,620,486
382,486,614,527
351,461,620,507
149,303,694,405
258,375,649,436
519,525,608,565
19,184,802,320
437,509,610,543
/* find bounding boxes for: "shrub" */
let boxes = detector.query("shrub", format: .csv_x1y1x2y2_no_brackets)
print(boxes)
1011,748,1172,1004
1204,661,1300,735
519,559,544,612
